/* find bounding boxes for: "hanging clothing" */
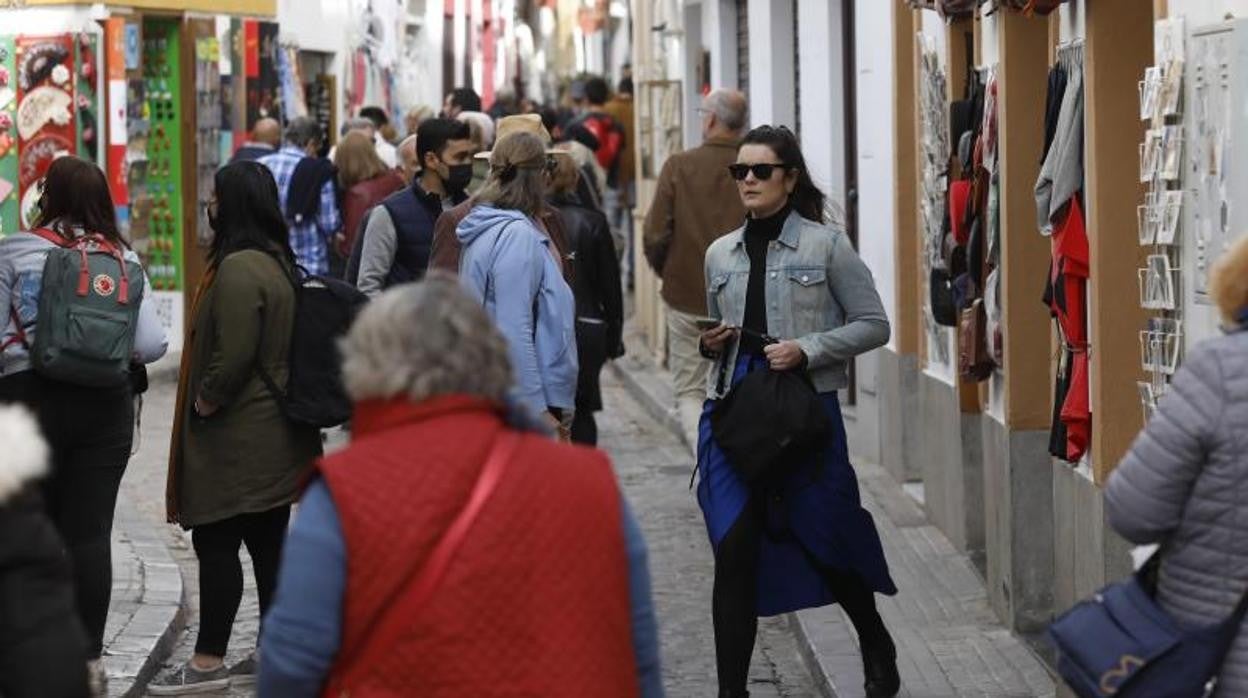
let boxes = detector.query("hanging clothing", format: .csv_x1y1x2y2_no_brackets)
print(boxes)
1035,69,1084,236
1041,63,1069,163
1045,195,1090,462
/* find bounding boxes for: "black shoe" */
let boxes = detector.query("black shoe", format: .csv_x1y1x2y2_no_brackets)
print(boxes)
862,630,900,698
717,691,749,698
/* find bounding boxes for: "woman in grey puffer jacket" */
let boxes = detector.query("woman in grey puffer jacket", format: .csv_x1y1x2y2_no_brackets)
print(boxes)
1105,236,1248,696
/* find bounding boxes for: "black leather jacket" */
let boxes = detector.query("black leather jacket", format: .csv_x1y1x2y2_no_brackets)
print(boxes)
549,194,624,357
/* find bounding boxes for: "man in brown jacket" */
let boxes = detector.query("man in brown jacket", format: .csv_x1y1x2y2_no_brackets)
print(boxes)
643,89,747,451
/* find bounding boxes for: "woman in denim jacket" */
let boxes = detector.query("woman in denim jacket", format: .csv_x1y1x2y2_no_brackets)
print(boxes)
698,126,898,698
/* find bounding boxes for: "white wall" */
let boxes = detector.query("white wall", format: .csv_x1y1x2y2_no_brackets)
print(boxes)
684,2,705,149
1169,0,1248,24
701,0,739,91
852,0,896,349
747,0,795,128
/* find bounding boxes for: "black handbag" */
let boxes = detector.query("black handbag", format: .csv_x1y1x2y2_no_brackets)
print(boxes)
710,340,830,488
930,267,959,327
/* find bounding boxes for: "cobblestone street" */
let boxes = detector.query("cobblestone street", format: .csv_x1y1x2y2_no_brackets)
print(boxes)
109,365,817,696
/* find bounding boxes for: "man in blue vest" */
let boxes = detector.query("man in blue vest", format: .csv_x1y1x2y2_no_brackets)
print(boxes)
351,118,475,297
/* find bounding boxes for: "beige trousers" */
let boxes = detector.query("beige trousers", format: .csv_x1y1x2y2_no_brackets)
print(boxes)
666,306,712,453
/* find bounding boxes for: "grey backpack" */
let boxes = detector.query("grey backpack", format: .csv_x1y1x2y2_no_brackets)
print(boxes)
23,229,145,387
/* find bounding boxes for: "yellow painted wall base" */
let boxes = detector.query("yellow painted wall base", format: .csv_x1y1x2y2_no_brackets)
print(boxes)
24,0,275,17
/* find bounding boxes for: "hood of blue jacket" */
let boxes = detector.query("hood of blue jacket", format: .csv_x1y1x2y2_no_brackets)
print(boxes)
456,205,531,246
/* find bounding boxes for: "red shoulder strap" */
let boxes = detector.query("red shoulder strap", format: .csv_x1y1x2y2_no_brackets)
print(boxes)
30,227,69,247
329,430,524,693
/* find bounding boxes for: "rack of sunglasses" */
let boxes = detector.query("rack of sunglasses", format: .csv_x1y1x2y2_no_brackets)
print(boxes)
1136,17,1186,422
140,19,183,291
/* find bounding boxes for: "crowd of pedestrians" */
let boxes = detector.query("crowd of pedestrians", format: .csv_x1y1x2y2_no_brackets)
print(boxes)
13,66,1248,698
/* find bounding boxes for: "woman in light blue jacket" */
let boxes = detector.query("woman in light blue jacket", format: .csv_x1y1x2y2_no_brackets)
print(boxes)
698,126,898,698
457,131,577,431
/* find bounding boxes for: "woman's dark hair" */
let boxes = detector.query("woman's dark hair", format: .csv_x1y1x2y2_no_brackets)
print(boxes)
209,161,296,269
740,125,827,224
33,156,124,244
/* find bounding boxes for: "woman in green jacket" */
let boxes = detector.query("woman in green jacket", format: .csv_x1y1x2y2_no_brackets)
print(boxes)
155,162,321,694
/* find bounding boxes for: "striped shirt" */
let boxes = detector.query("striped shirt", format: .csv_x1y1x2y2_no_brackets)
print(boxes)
259,146,342,276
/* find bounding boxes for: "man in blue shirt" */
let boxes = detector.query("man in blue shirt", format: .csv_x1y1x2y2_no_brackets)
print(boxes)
259,117,342,275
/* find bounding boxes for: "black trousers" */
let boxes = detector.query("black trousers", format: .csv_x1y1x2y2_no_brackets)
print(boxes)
0,371,134,659
572,320,608,446
712,498,888,694
191,505,290,657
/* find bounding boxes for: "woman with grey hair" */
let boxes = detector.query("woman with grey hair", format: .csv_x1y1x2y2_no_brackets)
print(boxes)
257,274,662,697
457,131,578,433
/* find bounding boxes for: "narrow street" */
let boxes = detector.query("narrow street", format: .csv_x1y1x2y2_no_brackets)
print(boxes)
112,365,818,696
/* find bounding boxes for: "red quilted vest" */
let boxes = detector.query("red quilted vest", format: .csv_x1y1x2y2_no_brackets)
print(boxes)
317,395,639,697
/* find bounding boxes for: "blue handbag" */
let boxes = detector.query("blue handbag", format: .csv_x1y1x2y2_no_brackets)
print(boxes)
1049,552,1248,697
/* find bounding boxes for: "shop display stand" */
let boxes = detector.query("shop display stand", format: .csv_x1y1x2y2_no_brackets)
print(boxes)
193,30,221,249
140,18,184,293
1136,17,1185,422
917,33,952,372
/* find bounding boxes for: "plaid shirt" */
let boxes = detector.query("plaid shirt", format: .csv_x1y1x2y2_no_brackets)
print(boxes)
259,146,342,276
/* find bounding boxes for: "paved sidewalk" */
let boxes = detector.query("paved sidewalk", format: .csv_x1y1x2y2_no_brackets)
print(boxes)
101,502,185,698
611,331,1057,697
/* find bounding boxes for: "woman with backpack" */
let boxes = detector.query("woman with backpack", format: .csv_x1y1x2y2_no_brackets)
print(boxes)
1104,235,1248,696
153,161,322,694
0,155,168,694
456,131,578,436
697,126,898,698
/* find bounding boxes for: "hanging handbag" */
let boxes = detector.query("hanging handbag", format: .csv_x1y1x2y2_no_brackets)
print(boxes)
930,267,959,327
958,299,993,382
1049,551,1248,697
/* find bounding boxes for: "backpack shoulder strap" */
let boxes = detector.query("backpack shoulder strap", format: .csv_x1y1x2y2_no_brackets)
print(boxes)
29,227,69,247
329,430,523,693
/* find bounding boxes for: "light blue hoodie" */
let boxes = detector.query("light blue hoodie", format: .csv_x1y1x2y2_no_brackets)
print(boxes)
457,205,577,415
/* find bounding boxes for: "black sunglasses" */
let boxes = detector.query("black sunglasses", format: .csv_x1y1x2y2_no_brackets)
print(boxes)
728,163,791,181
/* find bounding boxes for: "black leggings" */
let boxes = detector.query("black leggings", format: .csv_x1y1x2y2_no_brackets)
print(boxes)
191,506,290,657
712,498,888,694
0,371,134,659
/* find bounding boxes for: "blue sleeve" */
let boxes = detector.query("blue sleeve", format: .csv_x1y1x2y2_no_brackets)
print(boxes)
318,178,342,240
621,496,664,697
257,479,346,698
492,233,547,414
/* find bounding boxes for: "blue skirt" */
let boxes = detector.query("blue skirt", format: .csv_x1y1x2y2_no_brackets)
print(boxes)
697,354,897,617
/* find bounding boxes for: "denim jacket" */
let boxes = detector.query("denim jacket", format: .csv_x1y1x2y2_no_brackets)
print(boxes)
703,211,890,399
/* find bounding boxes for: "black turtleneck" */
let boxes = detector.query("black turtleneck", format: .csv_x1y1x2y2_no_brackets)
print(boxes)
741,205,789,354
